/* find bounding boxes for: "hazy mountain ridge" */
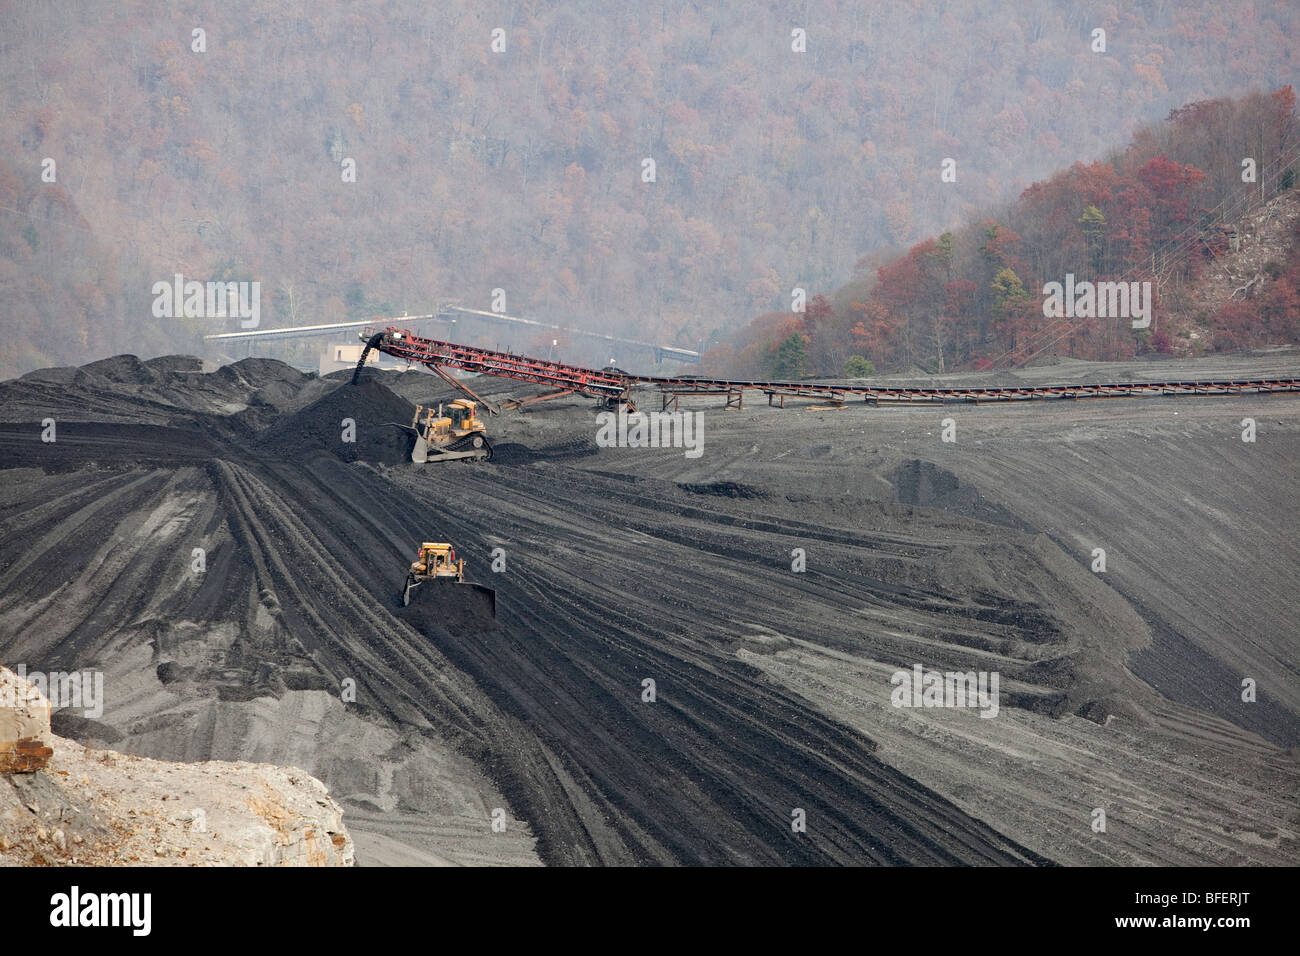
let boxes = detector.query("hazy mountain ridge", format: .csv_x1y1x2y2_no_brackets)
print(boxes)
2,0,1297,375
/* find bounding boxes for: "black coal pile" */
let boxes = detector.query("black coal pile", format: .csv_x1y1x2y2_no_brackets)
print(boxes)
888,459,1035,532
395,581,500,634
213,358,313,400
678,480,767,499
17,364,80,385
488,442,538,466
66,353,206,386
255,379,416,464
73,354,155,385
142,355,206,376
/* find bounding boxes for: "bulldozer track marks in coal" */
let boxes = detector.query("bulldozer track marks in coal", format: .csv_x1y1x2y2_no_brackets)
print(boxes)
4,359,1296,866
0,397,1048,865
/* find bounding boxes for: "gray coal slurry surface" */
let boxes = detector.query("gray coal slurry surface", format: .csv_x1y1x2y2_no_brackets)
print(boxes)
1,352,1297,865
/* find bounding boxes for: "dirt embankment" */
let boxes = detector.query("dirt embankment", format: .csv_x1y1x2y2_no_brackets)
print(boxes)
2,665,353,866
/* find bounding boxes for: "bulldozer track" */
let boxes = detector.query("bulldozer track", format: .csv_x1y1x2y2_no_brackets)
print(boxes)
444,433,493,459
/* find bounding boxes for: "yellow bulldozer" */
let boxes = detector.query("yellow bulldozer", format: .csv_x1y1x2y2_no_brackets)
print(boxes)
402,541,497,618
410,400,492,463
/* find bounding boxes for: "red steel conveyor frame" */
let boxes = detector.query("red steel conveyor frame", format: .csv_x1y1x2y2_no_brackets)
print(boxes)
361,326,1300,406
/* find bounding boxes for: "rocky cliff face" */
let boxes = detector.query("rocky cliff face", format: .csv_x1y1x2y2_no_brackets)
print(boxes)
0,665,353,866
0,665,54,773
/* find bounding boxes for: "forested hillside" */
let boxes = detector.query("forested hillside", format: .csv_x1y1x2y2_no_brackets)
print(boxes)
1,0,1297,375
720,88,1300,378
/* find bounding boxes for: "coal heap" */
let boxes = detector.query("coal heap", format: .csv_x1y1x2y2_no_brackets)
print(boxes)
487,442,537,466
396,581,500,634
256,379,416,464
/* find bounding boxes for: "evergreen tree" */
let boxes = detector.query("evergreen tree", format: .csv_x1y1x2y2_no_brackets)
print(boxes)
843,355,874,377
769,333,809,379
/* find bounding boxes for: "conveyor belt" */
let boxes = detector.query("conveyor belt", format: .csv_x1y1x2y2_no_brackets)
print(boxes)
360,326,1300,405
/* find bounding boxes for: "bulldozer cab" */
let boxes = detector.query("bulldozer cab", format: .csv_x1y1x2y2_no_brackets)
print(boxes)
445,400,482,435
414,542,457,575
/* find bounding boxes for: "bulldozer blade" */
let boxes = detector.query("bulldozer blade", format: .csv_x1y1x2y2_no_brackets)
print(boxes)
399,577,497,629
411,434,429,463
